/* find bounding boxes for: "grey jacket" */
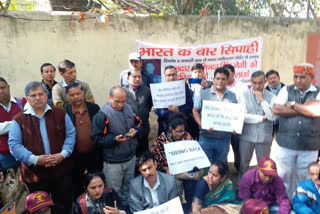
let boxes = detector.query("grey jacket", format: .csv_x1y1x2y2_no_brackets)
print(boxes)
129,171,177,212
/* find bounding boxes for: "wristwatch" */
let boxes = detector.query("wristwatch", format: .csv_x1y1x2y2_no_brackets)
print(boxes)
290,101,296,109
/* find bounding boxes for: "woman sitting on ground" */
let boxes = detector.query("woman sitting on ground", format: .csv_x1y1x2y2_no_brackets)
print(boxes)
73,171,126,214
192,161,242,214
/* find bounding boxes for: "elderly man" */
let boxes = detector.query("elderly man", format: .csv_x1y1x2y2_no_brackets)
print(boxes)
273,63,320,199
239,157,291,214
91,86,142,210
154,65,193,136
64,83,101,200
238,71,276,180
123,70,152,156
292,162,320,213
129,152,177,212
52,59,95,107
8,81,76,214
120,52,153,88
0,77,26,170
40,63,57,105
193,67,237,163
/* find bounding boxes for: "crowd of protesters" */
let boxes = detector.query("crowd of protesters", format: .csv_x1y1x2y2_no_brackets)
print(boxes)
0,52,320,214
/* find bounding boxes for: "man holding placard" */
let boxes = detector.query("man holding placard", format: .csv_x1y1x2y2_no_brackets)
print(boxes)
238,71,276,180
193,67,237,163
154,66,193,136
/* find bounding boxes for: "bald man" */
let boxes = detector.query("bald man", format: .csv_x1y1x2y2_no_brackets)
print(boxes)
91,86,142,211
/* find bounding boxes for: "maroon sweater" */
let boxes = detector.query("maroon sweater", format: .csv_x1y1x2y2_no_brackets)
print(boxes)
0,98,26,154
14,106,73,184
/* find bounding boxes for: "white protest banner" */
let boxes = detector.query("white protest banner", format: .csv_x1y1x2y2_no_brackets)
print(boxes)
201,100,245,134
137,37,263,85
134,197,183,214
150,79,185,108
164,140,210,175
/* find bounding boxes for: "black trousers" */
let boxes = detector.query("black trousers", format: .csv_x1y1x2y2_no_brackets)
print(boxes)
231,133,240,172
27,175,73,214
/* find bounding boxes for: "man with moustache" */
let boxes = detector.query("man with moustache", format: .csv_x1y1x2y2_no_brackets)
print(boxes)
91,86,142,210
129,152,177,212
123,70,152,156
238,71,276,180
193,67,237,163
52,59,95,107
40,63,57,105
64,83,101,200
8,81,76,214
120,52,153,88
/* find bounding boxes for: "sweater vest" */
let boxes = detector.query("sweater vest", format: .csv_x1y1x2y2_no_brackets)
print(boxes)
100,103,137,163
0,100,24,154
277,85,320,150
14,106,72,184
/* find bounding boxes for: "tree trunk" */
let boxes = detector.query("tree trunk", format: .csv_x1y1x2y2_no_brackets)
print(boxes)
49,0,89,11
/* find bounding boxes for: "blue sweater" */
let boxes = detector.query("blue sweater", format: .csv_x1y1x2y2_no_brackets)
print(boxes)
292,178,320,214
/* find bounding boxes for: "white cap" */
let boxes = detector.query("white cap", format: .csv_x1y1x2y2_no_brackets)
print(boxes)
128,52,141,61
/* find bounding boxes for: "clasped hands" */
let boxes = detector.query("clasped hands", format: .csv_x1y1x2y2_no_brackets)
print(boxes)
37,153,64,167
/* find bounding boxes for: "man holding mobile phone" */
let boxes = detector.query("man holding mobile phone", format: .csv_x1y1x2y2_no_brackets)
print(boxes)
292,162,320,213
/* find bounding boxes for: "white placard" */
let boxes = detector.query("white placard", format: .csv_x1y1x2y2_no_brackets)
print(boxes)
201,100,245,134
164,140,211,175
150,80,186,108
134,197,183,214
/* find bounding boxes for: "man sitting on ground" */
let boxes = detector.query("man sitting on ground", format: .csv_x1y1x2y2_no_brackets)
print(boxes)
129,152,177,213
292,162,320,213
239,157,291,214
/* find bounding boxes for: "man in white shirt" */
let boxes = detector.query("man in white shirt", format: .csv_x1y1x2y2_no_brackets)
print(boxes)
129,152,177,212
273,63,320,199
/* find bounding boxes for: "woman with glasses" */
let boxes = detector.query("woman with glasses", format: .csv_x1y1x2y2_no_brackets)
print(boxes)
150,112,196,213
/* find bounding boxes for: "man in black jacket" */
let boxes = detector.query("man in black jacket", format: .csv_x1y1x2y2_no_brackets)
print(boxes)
64,83,101,200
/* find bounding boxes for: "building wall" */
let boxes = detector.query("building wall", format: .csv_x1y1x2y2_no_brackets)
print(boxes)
1,12,320,105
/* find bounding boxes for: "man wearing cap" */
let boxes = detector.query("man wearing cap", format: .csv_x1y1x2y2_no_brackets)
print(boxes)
25,191,54,214
273,63,320,199
239,157,291,214
292,162,320,213
120,52,153,88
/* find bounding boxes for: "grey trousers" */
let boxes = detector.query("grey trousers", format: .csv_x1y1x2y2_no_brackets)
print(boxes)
103,155,136,207
238,140,272,182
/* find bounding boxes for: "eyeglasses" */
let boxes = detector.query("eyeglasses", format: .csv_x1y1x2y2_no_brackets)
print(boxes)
173,130,185,135
34,208,51,214
165,73,177,77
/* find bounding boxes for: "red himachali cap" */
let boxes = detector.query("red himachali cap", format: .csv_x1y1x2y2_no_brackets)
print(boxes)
258,157,278,177
293,63,314,75
25,191,54,213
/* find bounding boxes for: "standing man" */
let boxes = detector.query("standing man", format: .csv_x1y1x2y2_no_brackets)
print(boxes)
154,65,193,136
129,152,177,212
265,70,285,96
238,71,276,180
8,81,76,214
123,70,152,156
64,83,102,200
52,59,95,107
223,64,248,173
91,86,142,211
193,67,237,163
188,63,212,101
40,63,57,105
266,69,285,136
0,77,26,170
120,52,153,88
273,63,320,199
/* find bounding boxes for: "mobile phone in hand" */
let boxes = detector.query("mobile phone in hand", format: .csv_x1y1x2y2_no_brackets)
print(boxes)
189,78,202,84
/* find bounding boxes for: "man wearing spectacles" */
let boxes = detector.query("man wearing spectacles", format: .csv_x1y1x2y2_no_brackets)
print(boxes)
154,66,194,136
8,81,76,214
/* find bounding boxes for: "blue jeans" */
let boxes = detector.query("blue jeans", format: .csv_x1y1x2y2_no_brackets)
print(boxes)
269,204,296,214
0,154,19,170
199,136,230,163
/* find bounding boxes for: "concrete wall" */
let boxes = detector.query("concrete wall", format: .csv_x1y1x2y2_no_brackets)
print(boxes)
1,12,320,106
